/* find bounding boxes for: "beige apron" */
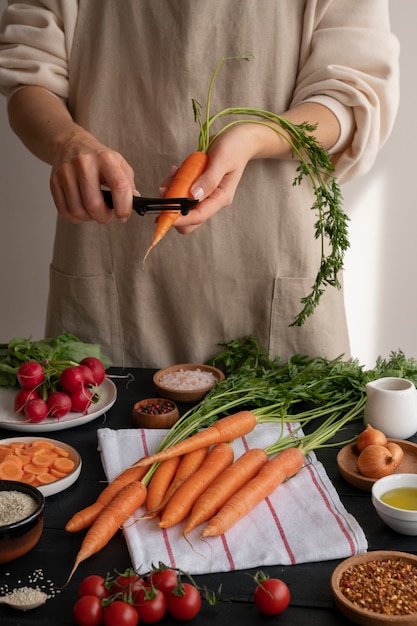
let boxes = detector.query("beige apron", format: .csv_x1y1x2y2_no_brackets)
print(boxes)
45,0,350,367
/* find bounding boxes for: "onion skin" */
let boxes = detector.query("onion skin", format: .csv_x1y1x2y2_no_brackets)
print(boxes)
385,442,404,469
356,424,387,452
357,444,395,479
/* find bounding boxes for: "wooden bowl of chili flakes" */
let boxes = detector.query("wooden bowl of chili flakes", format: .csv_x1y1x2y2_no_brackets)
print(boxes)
331,551,417,625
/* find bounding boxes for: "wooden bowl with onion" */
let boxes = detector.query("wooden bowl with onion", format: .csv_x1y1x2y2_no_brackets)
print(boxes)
153,363,225,403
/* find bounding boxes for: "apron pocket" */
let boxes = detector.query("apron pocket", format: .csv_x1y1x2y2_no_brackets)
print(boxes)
45,265,124,365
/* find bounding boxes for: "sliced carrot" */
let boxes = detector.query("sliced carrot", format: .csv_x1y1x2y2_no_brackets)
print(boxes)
53,457,75,474
50,468,67,479
31,453,58,468
23,462,47,475
31,439,55,449
36,472,57,485
52,445,70,458
0,459,24,481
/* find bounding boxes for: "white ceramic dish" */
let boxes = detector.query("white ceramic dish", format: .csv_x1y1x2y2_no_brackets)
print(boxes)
0,378,117,432
0,437,81,497
372,473,417,535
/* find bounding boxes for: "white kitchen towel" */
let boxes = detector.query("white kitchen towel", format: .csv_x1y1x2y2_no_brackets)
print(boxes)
97,424,368,575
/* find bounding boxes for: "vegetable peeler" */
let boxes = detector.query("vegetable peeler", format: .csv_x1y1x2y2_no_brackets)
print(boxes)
101,187,198,216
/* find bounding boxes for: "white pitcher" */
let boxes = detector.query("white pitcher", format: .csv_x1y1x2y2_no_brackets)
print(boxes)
364,377,417,439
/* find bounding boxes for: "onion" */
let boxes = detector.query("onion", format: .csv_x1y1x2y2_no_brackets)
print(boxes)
357,444,395,479
385,442,404,469
356,424,387,452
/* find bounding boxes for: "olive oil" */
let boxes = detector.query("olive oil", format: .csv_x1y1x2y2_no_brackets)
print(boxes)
380,487,417,510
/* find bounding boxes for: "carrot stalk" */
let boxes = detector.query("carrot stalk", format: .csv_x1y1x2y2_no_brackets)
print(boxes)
143,446,209,519
143,151,208,264
183,447,268,536
158,443,234,529
145,455,182,513
201,447,305,537
65,480,147,585
131,410,257,468
65,465,148,532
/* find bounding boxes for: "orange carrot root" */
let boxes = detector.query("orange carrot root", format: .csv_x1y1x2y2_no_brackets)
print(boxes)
65,480,147,585
158,442,234,529
143,151,208,264
184,447,269,536
201,447,305,538
145,456,182,512
132,411,257,468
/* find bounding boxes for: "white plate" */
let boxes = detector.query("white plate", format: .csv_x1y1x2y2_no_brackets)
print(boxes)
0,436,82,497
0,378,117,432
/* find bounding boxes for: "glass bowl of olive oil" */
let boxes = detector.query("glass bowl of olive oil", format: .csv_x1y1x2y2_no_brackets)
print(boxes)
372,473,417,535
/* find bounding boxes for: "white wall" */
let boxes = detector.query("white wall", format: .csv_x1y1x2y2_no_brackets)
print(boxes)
0,1,415,369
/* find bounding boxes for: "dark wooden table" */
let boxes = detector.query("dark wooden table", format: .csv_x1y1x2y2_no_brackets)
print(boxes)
1,368,416,625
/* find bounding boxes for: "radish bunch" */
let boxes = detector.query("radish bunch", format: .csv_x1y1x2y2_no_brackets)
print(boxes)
14,357,106,423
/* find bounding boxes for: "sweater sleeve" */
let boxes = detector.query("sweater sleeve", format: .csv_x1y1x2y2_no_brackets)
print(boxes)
293,0,400,183
0,0,77,101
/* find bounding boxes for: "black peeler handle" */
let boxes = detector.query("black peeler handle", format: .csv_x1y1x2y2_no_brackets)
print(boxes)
101,188,198,216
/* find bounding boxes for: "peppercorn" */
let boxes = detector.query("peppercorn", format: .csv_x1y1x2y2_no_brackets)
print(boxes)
140,400,176,415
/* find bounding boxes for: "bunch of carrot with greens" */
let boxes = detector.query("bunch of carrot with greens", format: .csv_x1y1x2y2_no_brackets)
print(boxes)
62,336,417,582
143,55,349,326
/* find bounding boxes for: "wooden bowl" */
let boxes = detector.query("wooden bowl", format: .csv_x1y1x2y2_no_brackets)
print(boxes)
331,551,417,625
132,398,179,429
153,364,225,403
337,439,417,492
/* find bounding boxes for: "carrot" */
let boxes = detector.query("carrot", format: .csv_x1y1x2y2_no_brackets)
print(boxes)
158,443,234,529
143,446,209,519
201,446,305,537
142,151,208,264
0,459,24,481
65,480,147,585
145,455,182,513
131,410,257,468
183,447,269,536
65,464,148,532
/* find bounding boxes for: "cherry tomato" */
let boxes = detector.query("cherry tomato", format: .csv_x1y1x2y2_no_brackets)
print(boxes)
78,574,109,599
147,568,178,595
254,577,290,615
166,582,201,621
110,570,144,594
103,600,138,626
134,587,167,623
73,595,103,626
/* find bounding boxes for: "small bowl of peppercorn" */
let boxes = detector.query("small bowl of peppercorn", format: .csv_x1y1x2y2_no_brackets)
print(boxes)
331,550,417,625
0,480,45,564
132,398,180,429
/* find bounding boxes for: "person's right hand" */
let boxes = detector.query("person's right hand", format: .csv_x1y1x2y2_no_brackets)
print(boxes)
50,129,137,224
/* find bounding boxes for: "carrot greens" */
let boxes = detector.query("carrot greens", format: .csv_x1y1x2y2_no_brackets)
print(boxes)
193,55,348,326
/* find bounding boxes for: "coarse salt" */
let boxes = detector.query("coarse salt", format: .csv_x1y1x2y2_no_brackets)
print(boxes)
0,491,37,526
159,368,216,391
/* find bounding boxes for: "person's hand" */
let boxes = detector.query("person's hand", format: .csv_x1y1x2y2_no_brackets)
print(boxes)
50,129,137,224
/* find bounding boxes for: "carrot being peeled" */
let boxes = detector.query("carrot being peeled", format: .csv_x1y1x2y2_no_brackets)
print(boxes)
184,447,268,536
201,446,305,538
131,410,257,468
64,480,147,585
158,442,234,529
143,150,208,265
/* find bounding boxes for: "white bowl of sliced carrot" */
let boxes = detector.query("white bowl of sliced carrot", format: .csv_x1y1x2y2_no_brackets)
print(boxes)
0,437,81,497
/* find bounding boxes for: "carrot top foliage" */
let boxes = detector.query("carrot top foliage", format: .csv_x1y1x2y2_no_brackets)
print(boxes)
193,55,348,326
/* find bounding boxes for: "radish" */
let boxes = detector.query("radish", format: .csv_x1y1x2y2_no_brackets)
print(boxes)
78,364,96,387
60,366,85,392
14,388,39,414
17,361,45,390
80,357,106,385
47,391,72,418
24,398,48,423
70,386,93,412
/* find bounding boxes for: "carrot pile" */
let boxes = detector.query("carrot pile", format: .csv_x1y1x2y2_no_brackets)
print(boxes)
63,402,358,584
0,439,76,486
